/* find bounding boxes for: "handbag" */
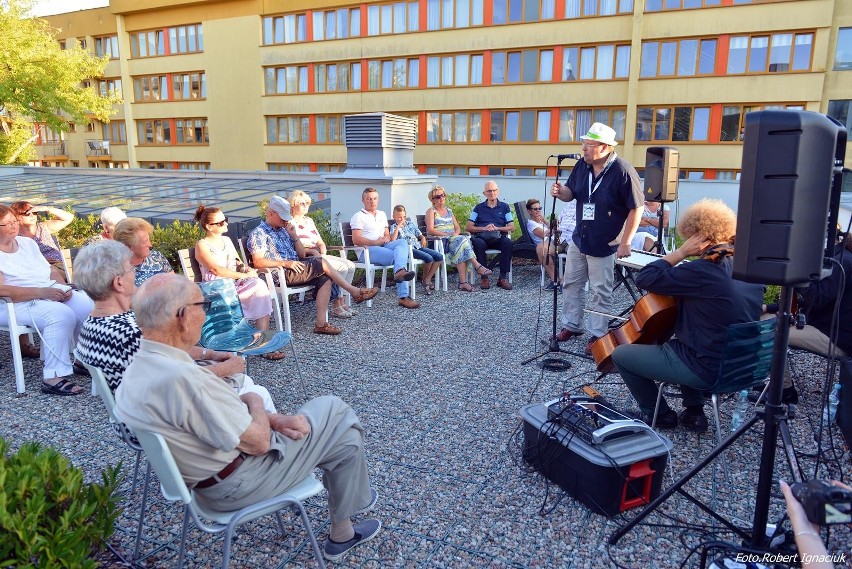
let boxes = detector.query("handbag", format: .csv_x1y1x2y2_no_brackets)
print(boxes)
478,230,501,240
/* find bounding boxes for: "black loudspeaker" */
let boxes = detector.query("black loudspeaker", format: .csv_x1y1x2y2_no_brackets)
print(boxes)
839,359,852,449
733,110,846,286
643,146,679,202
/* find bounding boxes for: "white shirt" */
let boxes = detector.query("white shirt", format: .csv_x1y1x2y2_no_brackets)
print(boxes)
350,209,389,241
0,237,53,287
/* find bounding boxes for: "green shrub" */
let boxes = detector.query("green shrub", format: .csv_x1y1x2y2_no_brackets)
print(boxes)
151,220,205,272
0,437,121,568
55,213,100,250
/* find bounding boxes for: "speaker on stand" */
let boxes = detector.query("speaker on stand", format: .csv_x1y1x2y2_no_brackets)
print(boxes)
643,146,679,253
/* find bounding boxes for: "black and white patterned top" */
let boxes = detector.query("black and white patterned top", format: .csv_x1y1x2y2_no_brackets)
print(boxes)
76,311,142,393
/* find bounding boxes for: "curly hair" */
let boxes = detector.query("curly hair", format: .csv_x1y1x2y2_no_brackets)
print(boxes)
677,199,737,244
428,185,445,201
113,217,154,248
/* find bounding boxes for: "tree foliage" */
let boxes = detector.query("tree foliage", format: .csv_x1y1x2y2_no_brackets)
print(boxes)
0,0,120,164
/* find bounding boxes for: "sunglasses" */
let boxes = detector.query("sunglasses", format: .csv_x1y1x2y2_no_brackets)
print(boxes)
432,194,446,199
176,300,212,317
209,217,228,227
19,210,35,216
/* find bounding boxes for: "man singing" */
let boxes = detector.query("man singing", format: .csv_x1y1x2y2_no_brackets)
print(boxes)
550,122,644,354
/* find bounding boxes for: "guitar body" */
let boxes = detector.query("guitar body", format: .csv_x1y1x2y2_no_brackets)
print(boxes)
591,293,678,372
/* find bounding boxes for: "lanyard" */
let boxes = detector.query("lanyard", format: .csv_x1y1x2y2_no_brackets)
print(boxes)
587,152,617,201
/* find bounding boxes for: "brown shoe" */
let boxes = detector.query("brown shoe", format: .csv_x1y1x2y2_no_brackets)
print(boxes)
398,297,420,309
480,276,491,290
314,322,342,335
496,278,512,291
555,328,583,342
352,287,379,303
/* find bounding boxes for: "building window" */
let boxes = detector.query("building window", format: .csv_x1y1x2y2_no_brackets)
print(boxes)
492,49,554,83
95,35,119,58
426,54,484,87
558,107,626,142
367,2,419,35
130,24,203,58
175,119,209,144
368,58,420,89
492,0,557,24
640,38,716,77
137,120,171,144
635,106,710,142
263,13,308,45
719,104,804,142
425,165,479,175
727,32,813,74
133,75,169,102
173,72,206,100
264,66,309,94
68,123,77,133
827,100,852,131
563,44,630,81
266,116,310,143
566,0,633,18
77,38,87,50
834,28,852,70
490,110,551,142
103,121,127,144
313,8,362,40
315,62,362,92
424,112,483,142
316,164,344,172
177,162,210,170
98,78,122,97
316,116,343,143
426,0,484,30
715,170,740,180
645,0,720,11
267,163,312,172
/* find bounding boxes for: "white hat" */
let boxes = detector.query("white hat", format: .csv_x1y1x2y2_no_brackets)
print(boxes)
580,122,618,147
267,196,292,221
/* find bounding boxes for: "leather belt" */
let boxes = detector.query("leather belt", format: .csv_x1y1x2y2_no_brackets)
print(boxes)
195,453,246,489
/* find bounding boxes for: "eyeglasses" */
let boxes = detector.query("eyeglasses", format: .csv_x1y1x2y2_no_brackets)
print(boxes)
432,194,446,200
529,207,542,211
0,219,20,228
176,300,212,317
581,141,602,148
209,217,228,227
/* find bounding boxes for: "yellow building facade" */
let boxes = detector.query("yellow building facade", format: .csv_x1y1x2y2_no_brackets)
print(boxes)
37,0,852,178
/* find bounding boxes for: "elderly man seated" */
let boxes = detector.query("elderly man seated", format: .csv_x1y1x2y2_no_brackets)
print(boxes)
465,180,515,290
247,196,378,335
114,274,381,562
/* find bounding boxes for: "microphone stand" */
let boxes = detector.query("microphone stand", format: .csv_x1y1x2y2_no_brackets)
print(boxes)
523,157,587,370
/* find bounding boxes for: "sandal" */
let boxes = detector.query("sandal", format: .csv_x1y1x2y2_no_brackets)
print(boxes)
41,378,83,396
20,342,40,359
475,264,493,277
261,351,286,361
352,287,379,304
314,322,342,335
421,280,433,295
457,282,474,292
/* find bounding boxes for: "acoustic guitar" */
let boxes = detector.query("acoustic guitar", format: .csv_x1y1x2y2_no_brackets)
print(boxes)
590,293,678,373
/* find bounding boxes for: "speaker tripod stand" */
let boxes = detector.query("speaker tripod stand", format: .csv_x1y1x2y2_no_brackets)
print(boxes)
609,285,804,551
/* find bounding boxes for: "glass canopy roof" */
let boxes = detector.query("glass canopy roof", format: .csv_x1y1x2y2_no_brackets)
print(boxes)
0,168,331,239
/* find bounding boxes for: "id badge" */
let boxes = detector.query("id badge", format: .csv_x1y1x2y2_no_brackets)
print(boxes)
582,203,596,221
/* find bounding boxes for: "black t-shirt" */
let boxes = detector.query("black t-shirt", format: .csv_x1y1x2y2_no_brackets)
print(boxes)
636,257,764,382
567,154,642,257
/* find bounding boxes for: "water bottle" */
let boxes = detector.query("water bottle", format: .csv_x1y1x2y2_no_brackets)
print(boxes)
731,389,749,431
822,383,841,428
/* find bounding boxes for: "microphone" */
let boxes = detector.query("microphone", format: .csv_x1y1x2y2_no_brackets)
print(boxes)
551,153,581,162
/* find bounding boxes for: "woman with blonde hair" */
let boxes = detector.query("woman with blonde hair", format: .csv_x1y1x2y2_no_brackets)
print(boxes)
113,217,174,286
610,199,764,432
10,200,74,283
424,185,491,292
288,190,357,318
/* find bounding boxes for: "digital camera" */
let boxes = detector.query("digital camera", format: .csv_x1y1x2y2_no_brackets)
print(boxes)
790,480,852,525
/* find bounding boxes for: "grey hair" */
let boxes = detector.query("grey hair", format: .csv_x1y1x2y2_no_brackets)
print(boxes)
73,240,132,301
100,207,127,231
133,273,198,333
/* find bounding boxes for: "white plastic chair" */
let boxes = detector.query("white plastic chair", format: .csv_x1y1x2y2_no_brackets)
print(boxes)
338,222,394,307
132,428,326,569
0,296,37,394
81,358,151,561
